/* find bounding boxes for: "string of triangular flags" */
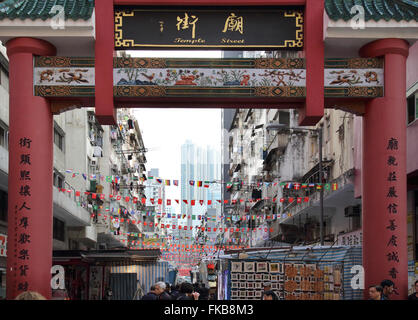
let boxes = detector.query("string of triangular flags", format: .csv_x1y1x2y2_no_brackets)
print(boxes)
88,202,297,219
92,212,275,233
59,188,312,205
60,170,338,190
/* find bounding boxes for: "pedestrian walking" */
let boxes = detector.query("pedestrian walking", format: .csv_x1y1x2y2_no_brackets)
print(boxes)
141,285,159,300
15,291,46,300
176,282,200,300
198,284,209,300
170,284,180,300
103,287,113,300
260,282,278,300
158,282,171,300
408,280,418,300
368,285,383,300
262,290,279,300
380,279,394,300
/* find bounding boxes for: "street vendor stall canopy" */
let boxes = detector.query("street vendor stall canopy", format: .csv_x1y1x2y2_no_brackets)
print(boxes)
219,245,362,300
53,248,161,263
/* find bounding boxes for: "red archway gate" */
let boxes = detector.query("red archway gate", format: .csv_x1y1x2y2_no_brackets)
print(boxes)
3,0,410,300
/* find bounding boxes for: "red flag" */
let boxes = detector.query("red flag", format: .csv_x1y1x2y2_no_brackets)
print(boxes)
224,200,228,204
208,200,212,205
304,197,309,202
183,200,188,204
75,191,80,197
240,199,244,202
288,197,294,203
217,200,221,203
191,200,195,206
92,193,97,199
116,195,121,200
133,197,138,203
280,198,285,203
175,199,179,204
199,200,204,205
141,198,146,204
297,197,302,203
125,196,130,202
150,198,155,204
158,199,162,205
167,199,171,206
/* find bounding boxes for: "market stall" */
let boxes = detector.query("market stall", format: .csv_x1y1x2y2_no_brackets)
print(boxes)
219,246,362,300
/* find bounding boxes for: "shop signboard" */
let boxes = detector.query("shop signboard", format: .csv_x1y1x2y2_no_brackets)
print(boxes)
337,229,362,246
114,7,303,50
0,234,6,257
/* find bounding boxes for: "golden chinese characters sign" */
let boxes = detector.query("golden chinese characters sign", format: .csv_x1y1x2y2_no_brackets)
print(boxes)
114,7,304,50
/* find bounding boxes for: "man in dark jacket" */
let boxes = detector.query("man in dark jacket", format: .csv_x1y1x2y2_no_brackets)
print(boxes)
158,282,172,300
380,279,394,300
177,282,199,300
198,284,210,300
141,285,159,300
170,284,180,300
408,280,418,300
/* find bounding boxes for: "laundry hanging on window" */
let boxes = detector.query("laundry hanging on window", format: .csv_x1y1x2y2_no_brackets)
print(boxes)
92,146,103,157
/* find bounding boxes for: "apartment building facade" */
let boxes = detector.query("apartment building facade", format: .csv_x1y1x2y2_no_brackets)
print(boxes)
0,46,148,298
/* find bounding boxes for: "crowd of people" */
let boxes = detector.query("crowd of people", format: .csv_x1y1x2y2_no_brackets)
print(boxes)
369,279,418,300
141,282,211,300
140,281,280,300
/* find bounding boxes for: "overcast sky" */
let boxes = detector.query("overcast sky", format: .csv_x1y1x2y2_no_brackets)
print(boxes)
130,50,223,207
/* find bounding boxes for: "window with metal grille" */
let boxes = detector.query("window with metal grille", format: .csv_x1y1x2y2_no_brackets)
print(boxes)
53,122,65,152
53,217,65,241
0,190,7,222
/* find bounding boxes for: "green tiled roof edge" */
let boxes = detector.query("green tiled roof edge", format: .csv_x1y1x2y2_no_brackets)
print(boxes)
325,0,418,22
0,0,416,22
0,0,94,21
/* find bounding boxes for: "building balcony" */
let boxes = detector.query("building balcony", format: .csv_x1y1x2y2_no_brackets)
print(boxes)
53,186,91,227
67,225,97,247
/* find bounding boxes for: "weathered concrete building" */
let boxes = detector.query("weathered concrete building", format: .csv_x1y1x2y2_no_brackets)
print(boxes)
225,107,361,247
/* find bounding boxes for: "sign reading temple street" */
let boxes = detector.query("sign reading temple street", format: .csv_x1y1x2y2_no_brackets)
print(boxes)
114,7,304,50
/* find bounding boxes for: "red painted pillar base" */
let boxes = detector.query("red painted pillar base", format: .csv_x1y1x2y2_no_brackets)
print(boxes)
360,39,409,300
6,38,56,299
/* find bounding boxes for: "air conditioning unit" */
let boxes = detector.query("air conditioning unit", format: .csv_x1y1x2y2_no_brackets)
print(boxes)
344,205,361,217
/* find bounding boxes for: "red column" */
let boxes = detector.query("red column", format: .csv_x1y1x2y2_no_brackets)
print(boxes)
94,0,116,125
6,38,56,299
360,39,409,300
298,0,324,125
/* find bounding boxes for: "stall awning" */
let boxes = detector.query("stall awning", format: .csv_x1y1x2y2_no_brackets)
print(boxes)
53,249,161,263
